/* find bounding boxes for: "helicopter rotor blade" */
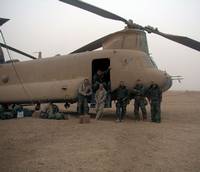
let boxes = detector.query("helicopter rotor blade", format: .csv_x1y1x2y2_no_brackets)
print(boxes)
0,18,10,26
59,0,200,52
0,42,37,59
70,35,109,54
59,0,129,25
145,26,200,52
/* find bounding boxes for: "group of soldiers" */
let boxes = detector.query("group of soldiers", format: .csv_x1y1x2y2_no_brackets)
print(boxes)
77,68,162,123
114,79,162,123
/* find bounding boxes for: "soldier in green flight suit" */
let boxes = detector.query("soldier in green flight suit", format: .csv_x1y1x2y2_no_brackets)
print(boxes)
147,82,162,123
114,81,129,122
132,79,148,121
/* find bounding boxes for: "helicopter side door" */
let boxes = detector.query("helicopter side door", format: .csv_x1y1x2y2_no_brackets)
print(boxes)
91,58,111,108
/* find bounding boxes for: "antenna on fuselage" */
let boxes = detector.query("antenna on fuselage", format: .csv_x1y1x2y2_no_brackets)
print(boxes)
33,51,42,59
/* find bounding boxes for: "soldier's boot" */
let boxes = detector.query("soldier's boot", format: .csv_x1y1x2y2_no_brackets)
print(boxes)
142,114,147,121
84,115,90,123
141,107,147,121
155,114,161,123
120,112,124,121
134,104,140,121
151,111,154,122
151,107,156,122
121,105,126,121
95,110,101,120
79,115,84,124
116,103,121,121
134,113,140,121
151,115,156,122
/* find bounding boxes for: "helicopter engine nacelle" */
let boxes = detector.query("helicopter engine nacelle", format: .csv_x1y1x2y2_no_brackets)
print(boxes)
102,29,149,54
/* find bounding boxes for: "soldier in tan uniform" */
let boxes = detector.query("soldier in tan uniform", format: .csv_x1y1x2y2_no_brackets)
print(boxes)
78,79,92,114
95,84,107,120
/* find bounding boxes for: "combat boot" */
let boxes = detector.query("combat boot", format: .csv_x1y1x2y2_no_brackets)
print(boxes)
135,116,140,121
142,115,147,121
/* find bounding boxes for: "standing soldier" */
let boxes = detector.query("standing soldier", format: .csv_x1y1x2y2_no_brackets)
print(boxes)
147,82,162,123
78,79,92,115
95,84,107,120
115,81,129,122
133,80,147,121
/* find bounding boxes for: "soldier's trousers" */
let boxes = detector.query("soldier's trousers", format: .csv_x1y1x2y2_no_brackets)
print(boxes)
116,102,126,121
96,103,105,120
134,102,147,120
150,101,161,122
78,96,89,115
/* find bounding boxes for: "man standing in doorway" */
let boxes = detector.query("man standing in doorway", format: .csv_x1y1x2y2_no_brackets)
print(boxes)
93,67,111,92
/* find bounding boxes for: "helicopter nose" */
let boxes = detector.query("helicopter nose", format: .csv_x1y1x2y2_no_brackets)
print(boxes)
162,72,172,91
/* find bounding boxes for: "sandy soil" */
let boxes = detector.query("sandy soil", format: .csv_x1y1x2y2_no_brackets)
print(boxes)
0,91,200,172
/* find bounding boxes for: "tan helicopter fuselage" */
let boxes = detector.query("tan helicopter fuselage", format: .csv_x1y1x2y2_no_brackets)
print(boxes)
0,29,172,105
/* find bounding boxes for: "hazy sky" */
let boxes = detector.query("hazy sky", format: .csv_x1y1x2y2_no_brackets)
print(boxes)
0,0,200,90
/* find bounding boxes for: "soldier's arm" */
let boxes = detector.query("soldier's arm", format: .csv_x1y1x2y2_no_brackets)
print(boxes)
93,74,97,81
159,88,162,102
103,91,107,102
132,88,140,94
125,89,129,97
143,86,149,97
86,86,92,96
121,89,129,102
95,91,98,102
112,88,118,101
78,85,86,96
93,75,100,85
103,67,111,76
145,88,151,101
126,90,131,104
112,88,118,95
141,86,147,95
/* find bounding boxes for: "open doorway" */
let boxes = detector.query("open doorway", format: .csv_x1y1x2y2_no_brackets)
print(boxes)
91,58,111,108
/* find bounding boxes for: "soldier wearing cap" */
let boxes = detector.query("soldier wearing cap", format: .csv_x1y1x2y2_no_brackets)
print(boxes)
115,81,129,122
78,78,92,114
95,84,107,120
147,81,162,123
132,79,147,121
93,67,111,92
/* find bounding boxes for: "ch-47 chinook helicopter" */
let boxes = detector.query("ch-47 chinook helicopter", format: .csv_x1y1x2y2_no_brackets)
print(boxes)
0,0,200,110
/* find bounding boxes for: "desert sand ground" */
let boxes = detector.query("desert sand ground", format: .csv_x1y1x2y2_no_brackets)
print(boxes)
0,91,200,172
